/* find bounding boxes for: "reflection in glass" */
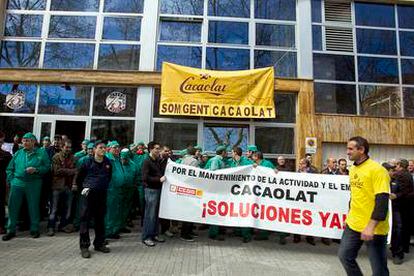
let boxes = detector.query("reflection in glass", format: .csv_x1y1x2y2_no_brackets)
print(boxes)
313,54,355,81
256,24,295,47
38,85,91,115
255,50,297,78
157,45,201,70
401,59,414,85
154,123,198,150
103,17,141,41
400,32,414,57
314,83,356,114
40,122,52,141
93,87,137,117
4,14,43,37
160,21,201,42
50,0,99,11
208,21,248,44
255,93,296,123
44,43,95,69
206,47,249,70
358,57,398,83
98,44,140,70
359,85,401,117
398,5,414,29
311,0,321,23
208,0,250,18
104,0,143,13
255,0,296,21
0,41,41,68
255,127,294,154
7,0,46,10
356,29,396,55
49,16,96,39
312,25,322,51
91,119,134,147
355,2,395,27
403,87,414,118
0,83,37,113
160,0,203,15
203,125,248,152
0,116,34,142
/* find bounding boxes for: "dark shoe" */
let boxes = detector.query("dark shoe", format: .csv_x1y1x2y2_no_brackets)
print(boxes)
106,233,120,239
293,235,301,243
189,231,199,238
321,238,331,246
198,224,209,231
62,224,74,233
31,231,40,239
332,239,341,244
120,228,131,234
306,237,316,246
209,235,225,241
279,236,287,245
81,248,91,258
2,232,16,241
254,235,269,241
46,228,55,237
164,230,174,238
143,239,156,247
180,235,195,242
392,256,403,265
0,228,6,235
94,246,110,253
242,237,252,243
154,235,165,243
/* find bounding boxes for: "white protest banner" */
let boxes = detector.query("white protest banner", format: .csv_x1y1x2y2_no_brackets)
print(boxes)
159,160,351,239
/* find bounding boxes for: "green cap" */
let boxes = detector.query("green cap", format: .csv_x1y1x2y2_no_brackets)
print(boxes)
216,145,227,152
194,145,202,151
43,136,50,141
82,139,90,145
129,143,137,149
120,148,130,159
137,141,146,146
22,132,36,140
247,145,258,152
87,143,94,149
108,140,120,148
179,149,188,156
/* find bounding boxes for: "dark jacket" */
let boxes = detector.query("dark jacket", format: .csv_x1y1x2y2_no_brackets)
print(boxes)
393,170,414,202
321,167,338,175
51,151,77,191
76,156,112,190
142,156,163,189
0,149,12,186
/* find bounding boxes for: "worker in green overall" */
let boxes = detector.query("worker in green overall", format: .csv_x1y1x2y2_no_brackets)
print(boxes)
207,145,227,241
132,141,148,225
74,139,90,161
3,133,50,241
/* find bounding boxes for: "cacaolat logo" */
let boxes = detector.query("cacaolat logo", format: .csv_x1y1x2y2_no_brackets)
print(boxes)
179,73,227,96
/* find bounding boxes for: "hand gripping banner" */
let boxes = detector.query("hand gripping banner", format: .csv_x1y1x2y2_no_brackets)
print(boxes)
159,160,351,239
160,62,275,119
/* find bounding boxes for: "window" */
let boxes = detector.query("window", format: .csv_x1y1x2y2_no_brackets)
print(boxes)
311,0,322,23
401,59,414,85
159,20,202,42
157,45,202,70
0,117,34,142
403,87,414,118
255,0,296,21
49,16,96,39
398,5,414,29
314,83,357,115
7,0,46,10
355,2,395,27
399,32,414,57
208,0,250,18
206,47,250,70
160,0,204,15
4,14,43,37
0,83,37,113
154,123,198,150
104,0,144,13
44,43,95,69
312,25,322,51
358,57,398,84
103,17,141,41
256,93,296,123
91,119,134,147
203,124,248,152
313,54,355,81
256,24,295,48
356,29,396,55
50,0,99,11
208,21,248,44
255,127,294,154
359,85,401,117
255,50,297,78
93,87,137,117
38,85,91,115
0,41,41,68
98,44,140,70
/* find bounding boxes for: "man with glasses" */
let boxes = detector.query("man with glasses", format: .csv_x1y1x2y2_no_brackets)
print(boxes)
76,141,112,258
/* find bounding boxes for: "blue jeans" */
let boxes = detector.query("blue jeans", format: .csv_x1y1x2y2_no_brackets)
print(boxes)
47,188,72,230
338,225,389,276
391,208,403,258
141,188,161,241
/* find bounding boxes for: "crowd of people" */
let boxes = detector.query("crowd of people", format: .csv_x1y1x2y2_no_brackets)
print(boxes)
0,132,413,272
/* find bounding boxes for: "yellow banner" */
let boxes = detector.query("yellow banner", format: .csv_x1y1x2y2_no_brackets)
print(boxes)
160,62,275,119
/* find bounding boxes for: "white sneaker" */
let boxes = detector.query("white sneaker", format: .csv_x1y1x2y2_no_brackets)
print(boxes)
164,230,174,238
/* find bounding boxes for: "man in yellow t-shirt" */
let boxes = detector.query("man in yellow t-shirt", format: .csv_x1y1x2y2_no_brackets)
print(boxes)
338,136,390,276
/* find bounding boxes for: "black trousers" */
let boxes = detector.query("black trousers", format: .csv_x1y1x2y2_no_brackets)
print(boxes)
400,201,414,252
0,182,5,229
79,189,107,249
181,222,193,237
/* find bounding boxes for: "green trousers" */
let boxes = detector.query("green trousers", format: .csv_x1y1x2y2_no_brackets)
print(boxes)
7,182,42,233
105,188,123,236
120,186,135,229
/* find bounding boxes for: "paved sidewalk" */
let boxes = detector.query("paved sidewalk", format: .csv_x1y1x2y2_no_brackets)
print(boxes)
0,227,413,276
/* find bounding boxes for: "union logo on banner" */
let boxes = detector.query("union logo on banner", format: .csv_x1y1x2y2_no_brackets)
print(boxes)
5,90,25,110
105,91,126,113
